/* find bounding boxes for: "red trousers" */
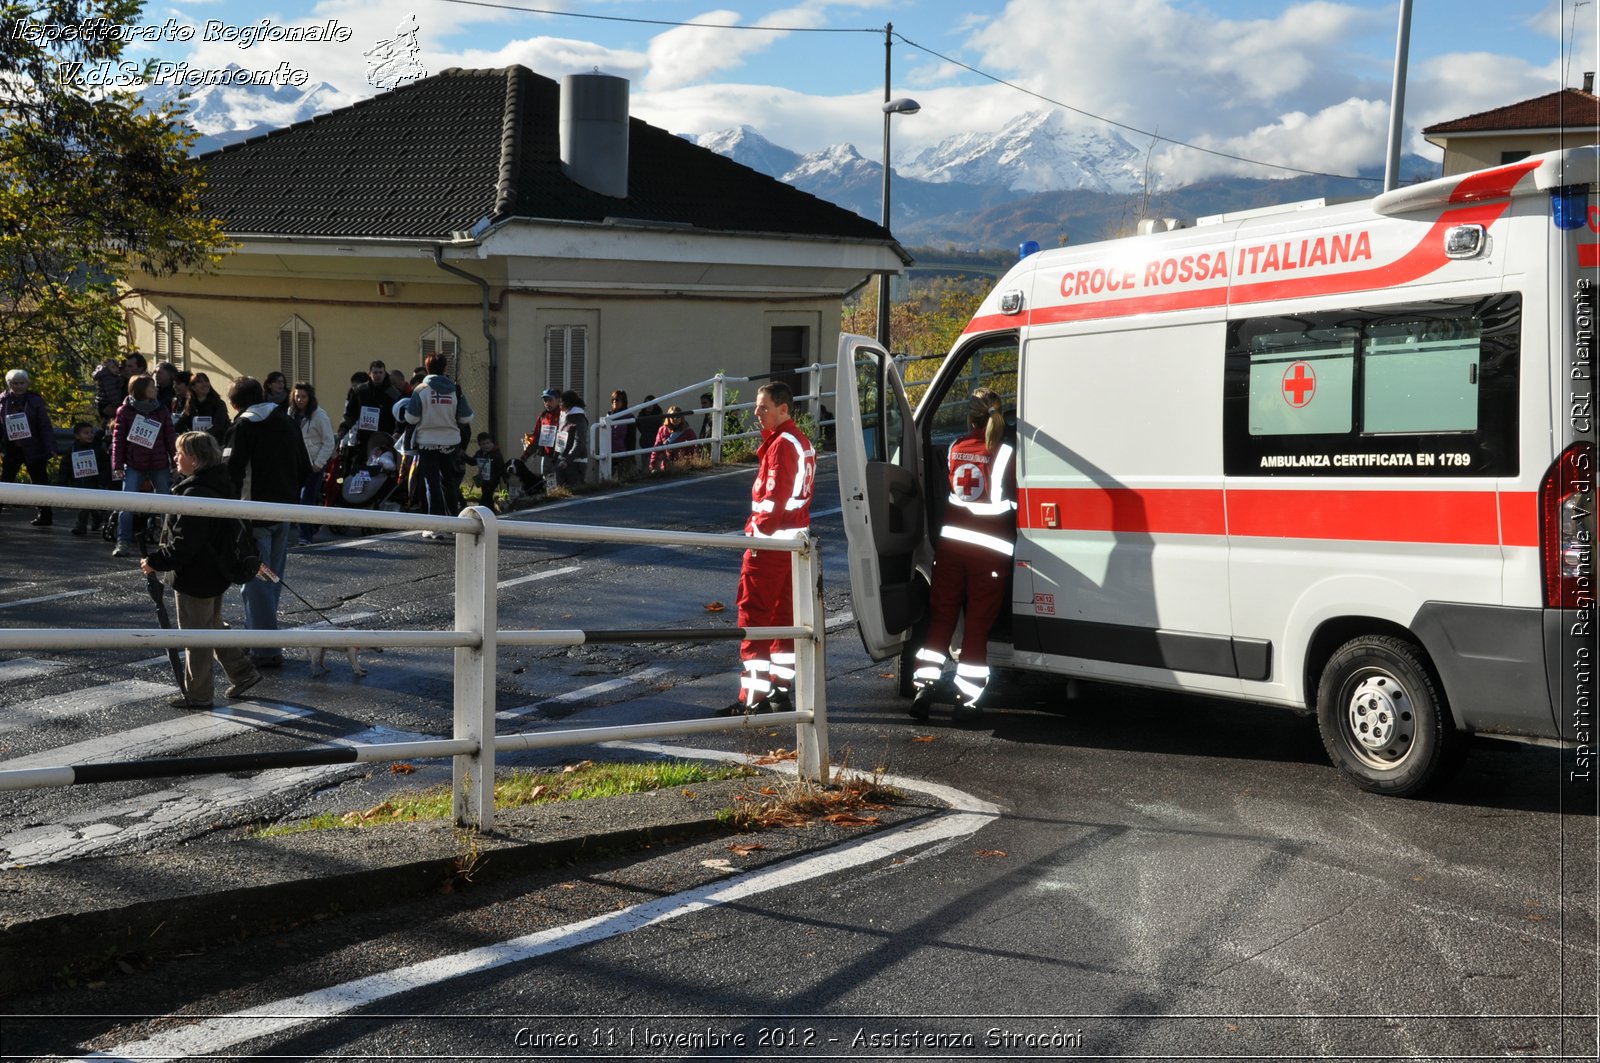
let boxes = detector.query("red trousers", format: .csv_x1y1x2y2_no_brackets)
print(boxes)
736,547,794,705
923,537,1007,669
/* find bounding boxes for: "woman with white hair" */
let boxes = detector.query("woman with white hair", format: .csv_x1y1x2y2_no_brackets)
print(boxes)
1,368,59,527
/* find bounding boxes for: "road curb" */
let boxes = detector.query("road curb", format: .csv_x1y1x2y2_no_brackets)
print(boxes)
0,784,748,997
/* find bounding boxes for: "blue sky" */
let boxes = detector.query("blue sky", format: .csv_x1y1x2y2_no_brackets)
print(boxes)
128,0,1600,181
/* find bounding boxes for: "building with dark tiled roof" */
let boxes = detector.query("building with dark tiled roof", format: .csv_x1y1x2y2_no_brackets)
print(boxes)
121,66,908,451
1423,74,1600,177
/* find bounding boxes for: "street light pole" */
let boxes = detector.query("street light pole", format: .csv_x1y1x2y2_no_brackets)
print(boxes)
1382,0,1414,192
877,23,918,351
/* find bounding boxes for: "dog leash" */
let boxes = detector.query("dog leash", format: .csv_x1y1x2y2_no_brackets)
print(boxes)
256,565,347,631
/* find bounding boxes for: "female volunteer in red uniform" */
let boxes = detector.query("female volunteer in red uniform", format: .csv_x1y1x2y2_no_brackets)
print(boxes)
911,387,1016,718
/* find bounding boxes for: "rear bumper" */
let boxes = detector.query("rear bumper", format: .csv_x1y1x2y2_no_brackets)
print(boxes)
1411,603,1589,740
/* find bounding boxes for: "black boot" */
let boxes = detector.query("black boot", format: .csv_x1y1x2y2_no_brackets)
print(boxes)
30,508,51,527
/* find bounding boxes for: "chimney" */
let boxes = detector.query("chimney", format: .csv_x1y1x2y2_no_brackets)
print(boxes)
560,72,630,199
1585,71,1595,94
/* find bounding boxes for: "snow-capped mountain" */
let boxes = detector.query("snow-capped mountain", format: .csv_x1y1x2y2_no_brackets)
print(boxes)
683,125,802,180
901,110,1148,195
144,65,345,153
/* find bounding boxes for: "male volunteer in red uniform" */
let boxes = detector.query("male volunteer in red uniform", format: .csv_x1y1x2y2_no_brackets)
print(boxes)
911,387,1017,718
716,382,815,716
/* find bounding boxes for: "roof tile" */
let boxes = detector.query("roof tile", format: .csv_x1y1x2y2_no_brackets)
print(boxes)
200,66,891,245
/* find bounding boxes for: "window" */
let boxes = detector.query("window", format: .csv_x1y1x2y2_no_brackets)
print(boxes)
1500,150,1532,165
544,324,587,395
1224,295,1520,476
421,323,459,374
770,325,808,400
154,308,186,370
920,336,1020,456
278,314,313,385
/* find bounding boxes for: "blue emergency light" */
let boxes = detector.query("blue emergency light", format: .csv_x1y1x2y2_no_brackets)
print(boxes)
1550,185,1588,230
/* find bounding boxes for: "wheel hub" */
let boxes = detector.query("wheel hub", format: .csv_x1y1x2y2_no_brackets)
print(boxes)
1348,675,1410,754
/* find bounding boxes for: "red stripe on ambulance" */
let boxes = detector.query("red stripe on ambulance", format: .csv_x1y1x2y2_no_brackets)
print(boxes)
1018,486,1540,547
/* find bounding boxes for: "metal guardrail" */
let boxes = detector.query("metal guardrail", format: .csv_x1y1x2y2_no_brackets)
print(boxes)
0,482,829,830
593,362,840,479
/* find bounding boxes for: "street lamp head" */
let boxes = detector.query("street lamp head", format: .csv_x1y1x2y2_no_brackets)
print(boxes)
883,97,921,116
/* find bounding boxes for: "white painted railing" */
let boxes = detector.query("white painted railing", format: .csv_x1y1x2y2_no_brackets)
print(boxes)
0,482,828,831
592,362,839,480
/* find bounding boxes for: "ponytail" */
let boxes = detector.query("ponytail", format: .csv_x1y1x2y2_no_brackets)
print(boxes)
968,387,1005,454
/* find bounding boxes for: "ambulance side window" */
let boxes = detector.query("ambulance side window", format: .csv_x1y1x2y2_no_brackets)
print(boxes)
920,337,1021,454
1225,294,1520,477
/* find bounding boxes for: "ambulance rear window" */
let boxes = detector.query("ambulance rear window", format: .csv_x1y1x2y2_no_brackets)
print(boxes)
1224,294,1520,477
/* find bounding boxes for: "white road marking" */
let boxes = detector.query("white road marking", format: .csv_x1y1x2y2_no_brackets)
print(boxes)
826,608,855,631
0,680,175,732
497,665,674,721
132,611,379,670
810,505,842,518
0,656,68,681
497,565,582,590
80,744,997,1062
0,702,315,769
2,722,427,868
0,588,95,611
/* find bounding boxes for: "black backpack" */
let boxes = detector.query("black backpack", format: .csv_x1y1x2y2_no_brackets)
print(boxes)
225,520,264,584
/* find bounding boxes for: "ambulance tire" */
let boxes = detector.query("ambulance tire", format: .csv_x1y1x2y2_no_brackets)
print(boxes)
893,643,916,699
1316,635,1460,798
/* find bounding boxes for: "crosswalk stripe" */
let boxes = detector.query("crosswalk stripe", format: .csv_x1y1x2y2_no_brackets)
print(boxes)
0,656,68,681
0,680,175,733
1,721,427,867
0,702,315,770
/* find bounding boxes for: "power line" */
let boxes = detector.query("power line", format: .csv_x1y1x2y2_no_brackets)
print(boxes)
428,0,1379,183
893,32,1375,183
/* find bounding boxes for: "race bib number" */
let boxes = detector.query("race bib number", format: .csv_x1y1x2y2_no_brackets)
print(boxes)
3,412,29,442
192,416,212,432
556,427,572,451
72,449,99,479
358,406,380,432
477,457,493,482
128,414,161,449
538,424,557,448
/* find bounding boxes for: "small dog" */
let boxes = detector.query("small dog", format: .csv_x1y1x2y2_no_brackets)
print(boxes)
311,647,368,678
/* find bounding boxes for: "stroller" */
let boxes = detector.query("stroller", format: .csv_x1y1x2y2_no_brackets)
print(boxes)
328,431,402,536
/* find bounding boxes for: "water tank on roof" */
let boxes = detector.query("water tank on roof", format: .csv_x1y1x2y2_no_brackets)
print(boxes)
560,72,630,199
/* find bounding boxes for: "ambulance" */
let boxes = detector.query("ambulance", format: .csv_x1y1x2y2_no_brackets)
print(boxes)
836,146,1597,796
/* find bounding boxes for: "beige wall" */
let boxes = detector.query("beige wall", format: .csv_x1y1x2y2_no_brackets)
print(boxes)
123,273,493,428
500,293,840,437
125,270,846,446
1438,130,1600,175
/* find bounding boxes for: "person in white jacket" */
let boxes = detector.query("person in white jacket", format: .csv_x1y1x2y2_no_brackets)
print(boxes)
401,353,474,538
289,382,337,545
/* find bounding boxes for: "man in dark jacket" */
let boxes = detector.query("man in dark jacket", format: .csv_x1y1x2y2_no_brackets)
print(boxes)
225,375,311,668
340,359,400,455
140,431,263,709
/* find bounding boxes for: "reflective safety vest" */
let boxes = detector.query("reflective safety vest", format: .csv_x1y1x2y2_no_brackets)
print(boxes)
747,419,815,540
940,430,1017,556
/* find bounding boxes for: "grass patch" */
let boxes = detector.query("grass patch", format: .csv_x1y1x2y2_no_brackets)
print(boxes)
254,759,755,836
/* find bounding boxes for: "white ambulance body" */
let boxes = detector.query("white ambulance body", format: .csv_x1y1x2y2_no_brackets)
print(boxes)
837,146,1598,796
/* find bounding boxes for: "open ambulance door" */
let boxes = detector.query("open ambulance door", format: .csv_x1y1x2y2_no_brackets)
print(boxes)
835,333,933,661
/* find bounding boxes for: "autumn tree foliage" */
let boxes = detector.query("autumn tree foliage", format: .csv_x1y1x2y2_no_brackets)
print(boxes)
1,0,228,419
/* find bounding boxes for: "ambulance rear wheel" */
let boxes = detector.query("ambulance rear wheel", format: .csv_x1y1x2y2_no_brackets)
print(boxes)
1316,635,1458,797
893,642,916,699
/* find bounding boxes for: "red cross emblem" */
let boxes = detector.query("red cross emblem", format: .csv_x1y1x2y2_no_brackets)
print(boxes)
1282,361,1316,408
953,462,986,501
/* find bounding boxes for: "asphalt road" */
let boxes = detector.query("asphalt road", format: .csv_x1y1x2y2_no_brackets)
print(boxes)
1,459,1597,1060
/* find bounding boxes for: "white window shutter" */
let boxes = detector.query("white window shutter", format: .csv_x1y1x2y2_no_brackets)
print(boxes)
170,316,186,370
279,315,312,385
